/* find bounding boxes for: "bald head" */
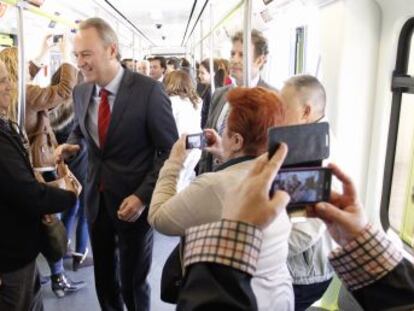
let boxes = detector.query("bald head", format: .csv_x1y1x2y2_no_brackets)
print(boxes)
281,74,326,125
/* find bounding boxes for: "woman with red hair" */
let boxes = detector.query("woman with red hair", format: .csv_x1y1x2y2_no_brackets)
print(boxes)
149,87,294,311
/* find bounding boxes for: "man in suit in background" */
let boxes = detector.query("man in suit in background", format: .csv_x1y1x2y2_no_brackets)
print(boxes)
199,29,276,173
56,18,178,311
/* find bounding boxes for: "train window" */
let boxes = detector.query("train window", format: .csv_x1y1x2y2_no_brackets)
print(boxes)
381,18,414,248
294,26,306,74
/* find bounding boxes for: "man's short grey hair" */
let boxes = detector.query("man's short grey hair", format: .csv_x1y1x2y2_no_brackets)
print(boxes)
284,74,326,117
79,17,121,61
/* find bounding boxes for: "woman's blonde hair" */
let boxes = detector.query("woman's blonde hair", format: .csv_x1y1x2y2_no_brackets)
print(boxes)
164,70,200,109
0,47,18,122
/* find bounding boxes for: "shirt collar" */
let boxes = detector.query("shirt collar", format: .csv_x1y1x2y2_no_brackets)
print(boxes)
95,65,124,96
214,155,255,172
234,74,261,87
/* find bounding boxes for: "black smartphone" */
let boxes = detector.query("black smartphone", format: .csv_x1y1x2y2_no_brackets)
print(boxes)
53,34,63,43
185,133,206,149
271,167,331,209
268,122,330,166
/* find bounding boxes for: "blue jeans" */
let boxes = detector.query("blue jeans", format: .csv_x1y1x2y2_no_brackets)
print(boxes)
61,191,89,255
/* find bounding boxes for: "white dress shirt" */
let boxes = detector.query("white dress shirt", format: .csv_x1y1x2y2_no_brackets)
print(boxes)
86,66,125,147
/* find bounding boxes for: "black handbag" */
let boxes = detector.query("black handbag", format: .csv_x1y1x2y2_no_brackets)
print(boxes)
39,214,68,262
160,239,185,303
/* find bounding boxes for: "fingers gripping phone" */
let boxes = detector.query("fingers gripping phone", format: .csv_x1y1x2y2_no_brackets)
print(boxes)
185,133,206,149
271,167,332,211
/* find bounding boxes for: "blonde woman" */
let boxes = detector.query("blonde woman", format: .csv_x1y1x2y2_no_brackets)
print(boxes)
0,37,86,297
164,70,202,190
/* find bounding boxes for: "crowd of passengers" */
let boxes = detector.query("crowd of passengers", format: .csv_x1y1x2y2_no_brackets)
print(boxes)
0,16,413,311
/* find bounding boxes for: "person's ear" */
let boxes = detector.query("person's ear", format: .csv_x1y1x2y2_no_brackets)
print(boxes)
231,133,244,153
302,103,312,122
254,55,266,70
108,43,117,60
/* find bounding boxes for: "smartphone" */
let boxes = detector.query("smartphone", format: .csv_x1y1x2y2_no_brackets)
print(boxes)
271,167,331,210
268,122,330,166
185,133,206,149
53,34,63,43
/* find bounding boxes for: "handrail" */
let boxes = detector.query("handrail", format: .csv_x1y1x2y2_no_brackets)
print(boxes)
1,0,78,28
191,0,244,49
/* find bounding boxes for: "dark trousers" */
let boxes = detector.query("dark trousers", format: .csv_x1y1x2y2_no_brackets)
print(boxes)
0,260,44,311
90,197,153,311
293,278,332,311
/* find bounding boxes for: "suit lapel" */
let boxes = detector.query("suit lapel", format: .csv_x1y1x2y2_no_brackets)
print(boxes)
104,70,132,148
211,86,232,130
80,84,100,153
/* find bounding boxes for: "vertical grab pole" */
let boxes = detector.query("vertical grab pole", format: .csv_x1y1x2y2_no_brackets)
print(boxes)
16,1,26,127
209,2,215,93
243,0,252,87
200,19,204,61
132,34,136,71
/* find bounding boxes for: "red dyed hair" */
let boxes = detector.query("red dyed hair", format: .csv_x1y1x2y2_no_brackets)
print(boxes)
226,87,285,156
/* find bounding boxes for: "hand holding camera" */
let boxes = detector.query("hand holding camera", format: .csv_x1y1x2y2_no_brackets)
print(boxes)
169,135,191,164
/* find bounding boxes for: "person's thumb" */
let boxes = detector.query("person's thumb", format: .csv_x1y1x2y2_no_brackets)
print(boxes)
269,190,290,216
68,144,80,153
314,202,347,225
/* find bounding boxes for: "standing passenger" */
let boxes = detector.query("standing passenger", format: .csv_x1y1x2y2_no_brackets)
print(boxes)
280,75,335,311
199,29,276,173
136,60,150,76
198,58,225,128
149,56,167,82
56,17,178,311
164,70,202,190
0,59,79,311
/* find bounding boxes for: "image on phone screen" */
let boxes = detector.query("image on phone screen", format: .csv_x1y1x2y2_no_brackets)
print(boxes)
272,168,331,206
186,133,205,149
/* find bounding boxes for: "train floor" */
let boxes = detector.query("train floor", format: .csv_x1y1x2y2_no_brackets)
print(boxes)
37,231,178,311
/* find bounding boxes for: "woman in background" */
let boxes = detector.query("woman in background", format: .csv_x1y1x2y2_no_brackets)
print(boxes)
164,70,202,190
198,58,225,128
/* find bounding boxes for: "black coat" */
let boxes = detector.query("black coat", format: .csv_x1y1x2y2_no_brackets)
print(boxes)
177,258,414,311
0,120,76,273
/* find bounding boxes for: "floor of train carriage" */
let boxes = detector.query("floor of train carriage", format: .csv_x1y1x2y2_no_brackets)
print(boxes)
38,232,178,311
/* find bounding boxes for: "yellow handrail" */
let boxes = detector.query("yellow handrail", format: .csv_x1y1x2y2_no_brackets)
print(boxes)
1,0,78,28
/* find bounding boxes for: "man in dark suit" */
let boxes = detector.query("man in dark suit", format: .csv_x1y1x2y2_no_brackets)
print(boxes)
56,18,178,311
199,29,277,173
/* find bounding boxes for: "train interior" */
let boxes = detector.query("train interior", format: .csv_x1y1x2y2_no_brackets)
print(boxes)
1,0,414,310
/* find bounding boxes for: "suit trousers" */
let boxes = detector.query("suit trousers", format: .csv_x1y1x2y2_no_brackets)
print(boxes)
90,196,153,311
0,260,44,311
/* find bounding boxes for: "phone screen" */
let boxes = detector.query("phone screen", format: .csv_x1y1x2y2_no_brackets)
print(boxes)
185,133,205,149
271,168,331,205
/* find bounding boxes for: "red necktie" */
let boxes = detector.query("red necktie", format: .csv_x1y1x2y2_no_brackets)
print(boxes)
98,88,111,148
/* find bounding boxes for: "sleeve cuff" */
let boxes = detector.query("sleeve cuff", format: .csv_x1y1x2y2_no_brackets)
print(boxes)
184,219,263,276
329,224,403,291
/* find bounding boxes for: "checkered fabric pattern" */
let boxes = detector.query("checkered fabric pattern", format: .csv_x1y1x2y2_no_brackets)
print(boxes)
329,224,403,291
184,220,263,275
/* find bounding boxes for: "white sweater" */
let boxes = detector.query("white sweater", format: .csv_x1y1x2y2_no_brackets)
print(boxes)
169,95,202,191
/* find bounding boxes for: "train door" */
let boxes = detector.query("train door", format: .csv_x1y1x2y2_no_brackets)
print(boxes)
381,17,414,252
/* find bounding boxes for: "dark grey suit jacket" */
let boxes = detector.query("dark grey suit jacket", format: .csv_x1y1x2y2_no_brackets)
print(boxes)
198,78,277,173
68,69,178,223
